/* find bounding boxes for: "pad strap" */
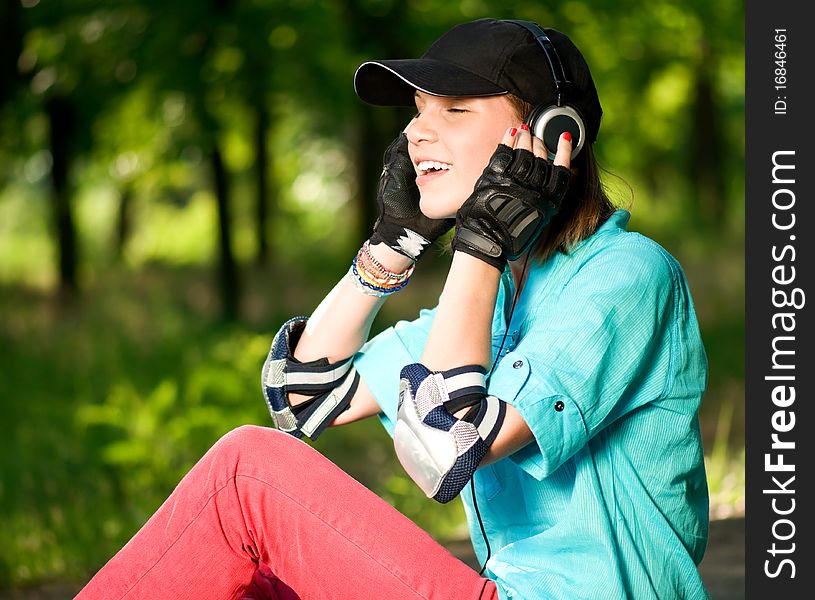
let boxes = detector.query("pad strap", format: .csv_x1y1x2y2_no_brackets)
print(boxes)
261,316,357,440
394,363,507,503
438,364,488,414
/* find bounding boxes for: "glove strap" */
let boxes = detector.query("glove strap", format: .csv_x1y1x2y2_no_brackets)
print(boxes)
451,228,507,271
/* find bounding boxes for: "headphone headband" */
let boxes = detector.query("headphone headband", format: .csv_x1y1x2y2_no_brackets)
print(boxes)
505,20,572,106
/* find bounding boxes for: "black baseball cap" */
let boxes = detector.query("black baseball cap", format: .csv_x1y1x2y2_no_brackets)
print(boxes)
354,18,602,143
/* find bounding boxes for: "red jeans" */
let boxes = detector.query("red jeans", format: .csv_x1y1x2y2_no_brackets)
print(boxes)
76,425,498,600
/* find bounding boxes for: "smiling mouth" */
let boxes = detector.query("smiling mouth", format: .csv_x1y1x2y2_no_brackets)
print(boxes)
416,160,452,175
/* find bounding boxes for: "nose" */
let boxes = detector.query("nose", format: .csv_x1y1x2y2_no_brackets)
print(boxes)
405,111,437,146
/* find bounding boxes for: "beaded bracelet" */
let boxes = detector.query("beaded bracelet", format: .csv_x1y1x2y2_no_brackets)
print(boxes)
356,251,409,286
356,241,414,281
353,257,414,293
361,240,408,277
349,246,414,297
348,263,411,297
359,240,413,283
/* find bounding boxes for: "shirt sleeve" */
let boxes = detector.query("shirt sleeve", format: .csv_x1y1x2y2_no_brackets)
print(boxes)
487,239,680,480
353,307,438,436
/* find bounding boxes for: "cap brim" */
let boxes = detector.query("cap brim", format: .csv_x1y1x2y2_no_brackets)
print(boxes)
354,59,507,106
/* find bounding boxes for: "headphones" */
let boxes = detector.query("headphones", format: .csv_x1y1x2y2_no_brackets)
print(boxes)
506,20,586,161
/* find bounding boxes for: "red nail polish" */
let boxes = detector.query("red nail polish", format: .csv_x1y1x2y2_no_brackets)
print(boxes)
520,124,529,131
563,132,572,142
509,127,517,136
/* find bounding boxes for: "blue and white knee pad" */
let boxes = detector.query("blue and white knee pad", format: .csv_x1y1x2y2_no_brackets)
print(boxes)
261,316,359,440
394,363,506,503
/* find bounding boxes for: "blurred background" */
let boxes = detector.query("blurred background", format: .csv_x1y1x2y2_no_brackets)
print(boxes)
0,0,744,594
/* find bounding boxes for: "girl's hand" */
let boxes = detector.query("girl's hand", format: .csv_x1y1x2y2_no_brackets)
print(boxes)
369,133,455,261
450,126,573,270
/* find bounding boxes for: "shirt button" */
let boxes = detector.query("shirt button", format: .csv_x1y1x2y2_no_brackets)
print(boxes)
554,400,565,412
513,360,523,369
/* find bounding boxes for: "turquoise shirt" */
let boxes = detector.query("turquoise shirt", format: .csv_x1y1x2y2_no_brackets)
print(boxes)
354,210,710,599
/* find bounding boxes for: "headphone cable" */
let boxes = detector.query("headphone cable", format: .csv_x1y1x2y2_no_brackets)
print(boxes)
473,250,532,576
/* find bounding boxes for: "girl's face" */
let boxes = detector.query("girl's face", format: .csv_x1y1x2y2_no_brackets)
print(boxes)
406,91,518,219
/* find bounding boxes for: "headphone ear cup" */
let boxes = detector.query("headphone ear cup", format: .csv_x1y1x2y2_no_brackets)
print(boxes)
528,104,586,161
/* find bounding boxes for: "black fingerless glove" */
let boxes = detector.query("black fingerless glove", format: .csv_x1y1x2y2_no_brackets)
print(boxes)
370,133,455,261
451,144,572,271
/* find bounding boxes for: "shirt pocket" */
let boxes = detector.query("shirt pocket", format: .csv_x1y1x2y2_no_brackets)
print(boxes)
487,350,531,403
486,351,553,480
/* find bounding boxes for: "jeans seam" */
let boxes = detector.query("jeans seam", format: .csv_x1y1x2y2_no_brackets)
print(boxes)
479,578,492,599
235,472,435,600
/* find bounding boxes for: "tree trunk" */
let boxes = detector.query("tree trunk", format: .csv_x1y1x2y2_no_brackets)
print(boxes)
355,107,381,244
690,38,727,228
255,103,270,265
0,0,23,107
211,146,239,320
115,184,133,261
46,95,78,298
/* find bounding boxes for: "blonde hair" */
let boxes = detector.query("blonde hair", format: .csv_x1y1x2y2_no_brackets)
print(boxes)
506,94,616,262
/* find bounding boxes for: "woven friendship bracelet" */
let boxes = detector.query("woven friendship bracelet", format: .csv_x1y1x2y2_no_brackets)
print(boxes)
358,257,414,289
360,240,414,281
349,258,413,297
356,250,410,285
353,259,413,293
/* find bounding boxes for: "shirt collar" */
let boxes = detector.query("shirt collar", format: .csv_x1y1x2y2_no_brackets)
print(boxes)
570,209,631,253
600,208,631,231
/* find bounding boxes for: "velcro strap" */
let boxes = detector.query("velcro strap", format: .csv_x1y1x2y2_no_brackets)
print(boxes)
295,368,360,441
284,357,354,393
437,365,488,415
471,395,507,447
